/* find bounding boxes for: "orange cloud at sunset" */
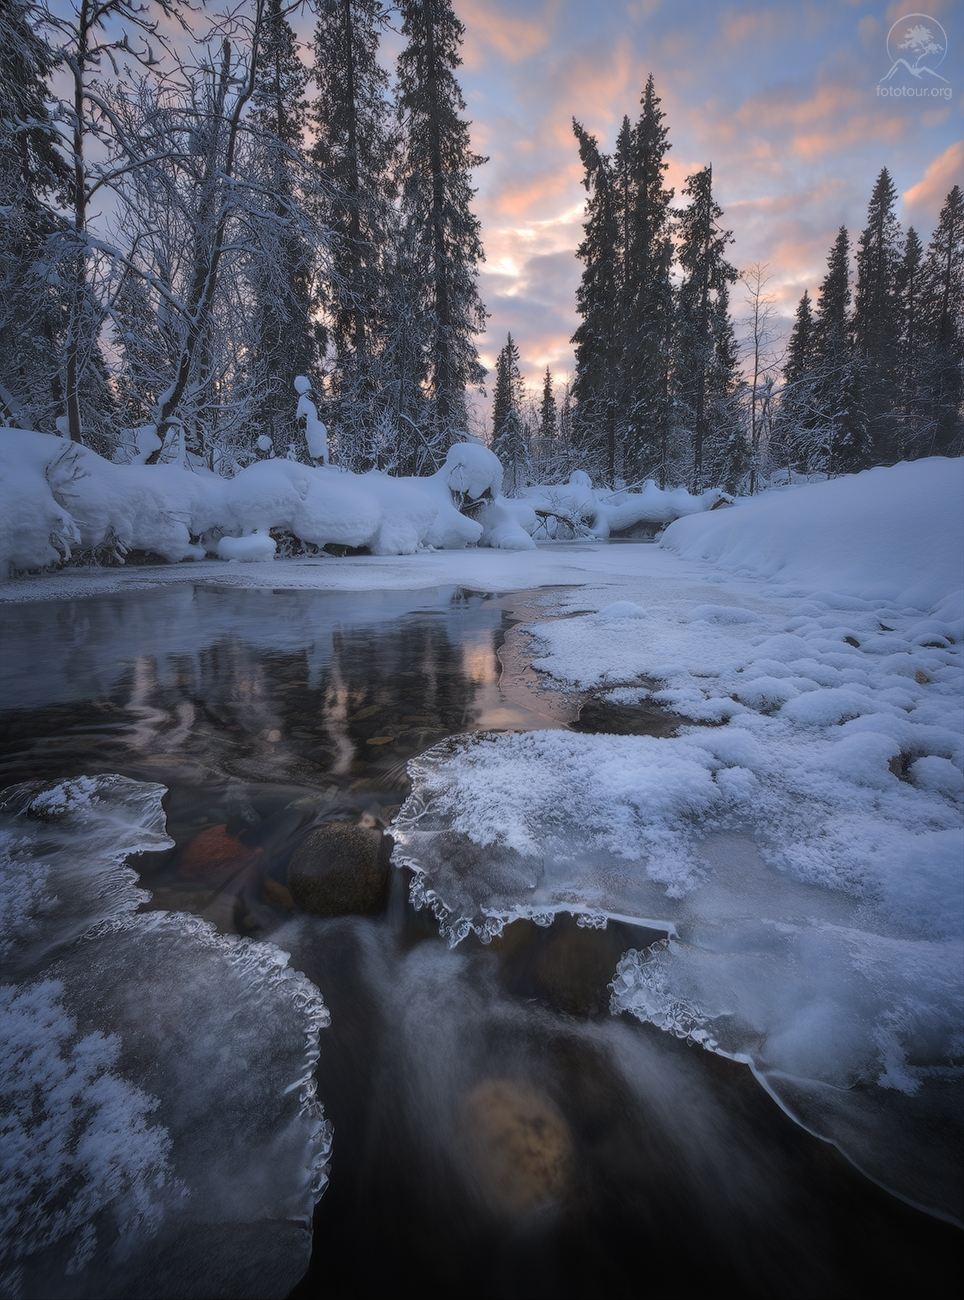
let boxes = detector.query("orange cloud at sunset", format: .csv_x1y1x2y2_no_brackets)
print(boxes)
459,0,558,67
904,140,964,220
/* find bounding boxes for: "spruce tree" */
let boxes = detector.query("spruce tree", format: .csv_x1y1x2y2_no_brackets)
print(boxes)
674,165,738,491
312,0,398,460
570,78,674,485
621,76,674,484
396,0,487,461
491,334,527,492
830,359,872,475
491,333,522,442
895,226,924,457
246,0,316,454
809,226,871,473
813,227,851,365
571,121,618,481
611,113,634,466
918,186,963,456
853,168,903,461
538,367,558,473
773,290,818,474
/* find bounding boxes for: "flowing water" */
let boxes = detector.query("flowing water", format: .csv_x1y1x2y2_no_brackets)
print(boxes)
1,583,959,1299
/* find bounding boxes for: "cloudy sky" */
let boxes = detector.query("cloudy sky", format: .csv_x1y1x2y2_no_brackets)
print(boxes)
431,0,960,403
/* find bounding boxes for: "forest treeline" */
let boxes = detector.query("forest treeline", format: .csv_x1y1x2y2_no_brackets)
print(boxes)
1,0,485,474
520,76,963,492
1,1,961,490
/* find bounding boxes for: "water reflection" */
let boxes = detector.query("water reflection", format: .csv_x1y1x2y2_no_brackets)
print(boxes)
0,584,560,798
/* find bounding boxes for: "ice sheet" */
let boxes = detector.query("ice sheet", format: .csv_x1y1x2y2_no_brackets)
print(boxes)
393,728,962,1220
1,777,331,1299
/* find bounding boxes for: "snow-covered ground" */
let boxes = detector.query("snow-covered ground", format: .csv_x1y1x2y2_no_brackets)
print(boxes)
2,456,962,1247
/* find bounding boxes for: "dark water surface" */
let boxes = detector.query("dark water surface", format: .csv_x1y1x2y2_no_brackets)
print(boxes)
1,584,959,1299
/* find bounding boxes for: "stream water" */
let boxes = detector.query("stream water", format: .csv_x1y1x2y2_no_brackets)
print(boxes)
1,583,959,1299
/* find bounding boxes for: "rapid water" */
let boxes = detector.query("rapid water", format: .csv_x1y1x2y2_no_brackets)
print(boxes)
1,584,958,1299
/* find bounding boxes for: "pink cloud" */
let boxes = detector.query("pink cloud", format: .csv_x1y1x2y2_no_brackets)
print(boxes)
487,164,583,218
719,6,794,48
459,0,559,68
903,140,964,218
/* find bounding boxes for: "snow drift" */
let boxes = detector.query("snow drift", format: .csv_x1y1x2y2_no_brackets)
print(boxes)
661,457,964,616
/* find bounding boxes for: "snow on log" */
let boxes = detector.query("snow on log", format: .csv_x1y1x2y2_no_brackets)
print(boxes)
520,471,725,539
0,428,729,575
0,431,506,573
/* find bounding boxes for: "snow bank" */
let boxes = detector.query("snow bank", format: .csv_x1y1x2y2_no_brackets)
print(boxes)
661,458,964,615
522,471,724,539
1,776,331,1298
0,428,734,574
0,432,507,575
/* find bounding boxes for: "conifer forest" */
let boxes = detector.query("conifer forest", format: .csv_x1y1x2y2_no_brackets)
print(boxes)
1,0,962,491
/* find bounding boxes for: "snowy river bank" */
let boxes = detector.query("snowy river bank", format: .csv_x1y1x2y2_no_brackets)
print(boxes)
1,460,961,1297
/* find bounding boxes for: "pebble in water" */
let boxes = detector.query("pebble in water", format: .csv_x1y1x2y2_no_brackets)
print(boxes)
174,823,262,884
461,1079,572,1217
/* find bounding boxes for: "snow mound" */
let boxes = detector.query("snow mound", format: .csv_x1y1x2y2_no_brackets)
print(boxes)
1,776,331,1299
596,602,647,621
217,530,277,562
662,459,964,616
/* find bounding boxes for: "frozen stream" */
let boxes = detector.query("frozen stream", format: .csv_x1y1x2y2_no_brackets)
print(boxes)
1,580,960,1299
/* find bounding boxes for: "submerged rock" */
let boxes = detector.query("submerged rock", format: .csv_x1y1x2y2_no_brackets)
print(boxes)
573,694,690,738
287,821,389,916
491,914,649,1017
461,1080,572,1216
174,824,262,884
